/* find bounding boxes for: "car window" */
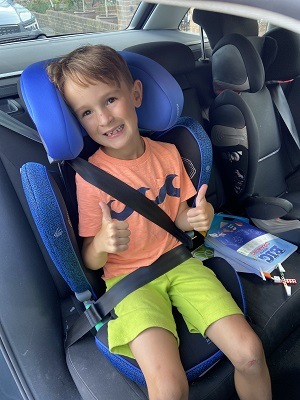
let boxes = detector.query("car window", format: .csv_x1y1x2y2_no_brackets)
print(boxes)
258,19,268,35
5,0,141,39
179,8,200,34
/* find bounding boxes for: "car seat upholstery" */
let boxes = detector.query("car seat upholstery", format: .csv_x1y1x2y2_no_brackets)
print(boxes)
208,33,300,244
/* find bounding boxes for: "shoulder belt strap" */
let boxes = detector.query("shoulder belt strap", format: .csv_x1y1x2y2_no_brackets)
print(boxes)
268,83,300,150
68,157,192,248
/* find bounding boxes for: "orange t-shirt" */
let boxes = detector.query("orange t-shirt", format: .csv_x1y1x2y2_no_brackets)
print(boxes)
76,137,196,279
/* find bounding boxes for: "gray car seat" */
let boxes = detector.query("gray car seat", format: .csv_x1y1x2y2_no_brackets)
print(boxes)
209,33,300,244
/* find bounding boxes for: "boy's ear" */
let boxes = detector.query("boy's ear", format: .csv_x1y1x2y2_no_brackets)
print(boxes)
133,80,143,107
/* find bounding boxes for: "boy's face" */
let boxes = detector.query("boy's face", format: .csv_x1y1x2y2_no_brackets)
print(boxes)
64,77,143,159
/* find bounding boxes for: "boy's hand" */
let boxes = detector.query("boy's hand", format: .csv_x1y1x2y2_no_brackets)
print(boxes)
186,184,213,232
95,201,131,254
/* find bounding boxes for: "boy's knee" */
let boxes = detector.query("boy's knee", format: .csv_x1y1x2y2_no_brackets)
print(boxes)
148,371,188,400
233,334,265,374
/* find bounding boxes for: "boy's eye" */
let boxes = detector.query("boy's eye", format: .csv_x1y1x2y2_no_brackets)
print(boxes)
107,97,116,105
82,110,91,118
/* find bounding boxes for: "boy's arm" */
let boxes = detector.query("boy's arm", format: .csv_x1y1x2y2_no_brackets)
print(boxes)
81,202,131,270
82,236,108,270
175,184,214,233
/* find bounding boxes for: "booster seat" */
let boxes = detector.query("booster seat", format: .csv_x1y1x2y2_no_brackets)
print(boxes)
19,50,245,396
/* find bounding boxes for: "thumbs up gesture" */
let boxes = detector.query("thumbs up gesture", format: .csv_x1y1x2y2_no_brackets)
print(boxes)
186,184,214,233
94,201,131,254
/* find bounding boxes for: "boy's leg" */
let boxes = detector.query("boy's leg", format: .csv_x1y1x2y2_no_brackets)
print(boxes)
129,327,188,400
205,314,272,400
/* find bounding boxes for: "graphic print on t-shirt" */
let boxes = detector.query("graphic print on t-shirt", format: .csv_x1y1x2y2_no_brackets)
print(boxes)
107,173,180,220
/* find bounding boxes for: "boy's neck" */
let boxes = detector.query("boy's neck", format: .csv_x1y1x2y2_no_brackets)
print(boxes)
102,135,145,160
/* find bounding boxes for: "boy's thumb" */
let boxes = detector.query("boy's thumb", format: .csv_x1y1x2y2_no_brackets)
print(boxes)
195,184,208,207
99,201,112,222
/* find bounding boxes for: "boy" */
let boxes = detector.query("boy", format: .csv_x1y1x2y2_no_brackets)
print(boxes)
47,45,271,400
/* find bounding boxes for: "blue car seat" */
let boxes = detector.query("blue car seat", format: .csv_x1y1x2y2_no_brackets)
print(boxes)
19,51,245,392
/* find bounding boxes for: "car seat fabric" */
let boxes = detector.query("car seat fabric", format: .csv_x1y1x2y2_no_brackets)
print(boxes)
209,33,300,244
20,162,97,300
19,52,246,389
210,34,277,201
264,28,300,83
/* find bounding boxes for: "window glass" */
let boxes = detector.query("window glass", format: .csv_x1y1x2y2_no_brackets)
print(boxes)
258,19,268,35
15,0,141,36
179,8,200,34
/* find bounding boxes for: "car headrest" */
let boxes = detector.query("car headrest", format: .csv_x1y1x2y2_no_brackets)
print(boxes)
247,35,277,72
264,27,300,82
124,41,196,76
212,33,265,95
192,10,258,49
20,51,184,162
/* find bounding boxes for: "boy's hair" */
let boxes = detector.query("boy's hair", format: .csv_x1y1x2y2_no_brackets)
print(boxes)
47,44,134,97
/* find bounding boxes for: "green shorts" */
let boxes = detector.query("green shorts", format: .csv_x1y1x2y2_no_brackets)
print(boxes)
105,257,243,359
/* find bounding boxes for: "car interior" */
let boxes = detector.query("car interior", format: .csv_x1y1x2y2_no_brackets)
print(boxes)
1,2,300,400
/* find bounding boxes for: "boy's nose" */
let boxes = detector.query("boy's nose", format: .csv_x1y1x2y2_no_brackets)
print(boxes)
97,109,112,126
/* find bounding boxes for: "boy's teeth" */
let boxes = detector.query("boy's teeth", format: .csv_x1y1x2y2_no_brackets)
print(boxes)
105,125,123,136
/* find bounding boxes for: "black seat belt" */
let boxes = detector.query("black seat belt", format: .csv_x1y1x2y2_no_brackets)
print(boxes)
0,109,41,143
65,244,191,348
268,83,300,150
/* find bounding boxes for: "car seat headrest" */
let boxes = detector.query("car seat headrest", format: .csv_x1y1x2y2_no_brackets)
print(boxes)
124,41,196,76
192,10,258,49
212,33,265,95
247,35,277,72
264,27,300,82
20,51,184,162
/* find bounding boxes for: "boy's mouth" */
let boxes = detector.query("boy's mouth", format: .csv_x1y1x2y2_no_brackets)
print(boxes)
104,124,124,137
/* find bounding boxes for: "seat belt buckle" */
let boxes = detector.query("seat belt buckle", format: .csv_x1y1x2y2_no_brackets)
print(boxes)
84,301,106,331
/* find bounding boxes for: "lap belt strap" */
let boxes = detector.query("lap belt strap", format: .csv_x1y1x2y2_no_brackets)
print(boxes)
65,244,192,348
